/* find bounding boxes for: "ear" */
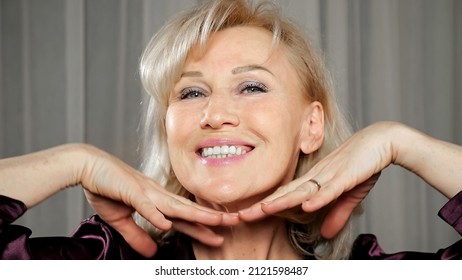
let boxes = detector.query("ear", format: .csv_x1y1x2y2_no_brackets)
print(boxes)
300,101,324,154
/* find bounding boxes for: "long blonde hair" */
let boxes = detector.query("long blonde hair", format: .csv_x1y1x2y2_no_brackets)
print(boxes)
135,0,354,259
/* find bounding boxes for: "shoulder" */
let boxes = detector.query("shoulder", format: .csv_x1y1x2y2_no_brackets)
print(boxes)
351,191,462,260
438,190,462,235
68,215,147,259
351,233,462,260
73,219,195,259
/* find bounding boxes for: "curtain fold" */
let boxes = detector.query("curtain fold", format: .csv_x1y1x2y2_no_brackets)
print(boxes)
1,0,460,254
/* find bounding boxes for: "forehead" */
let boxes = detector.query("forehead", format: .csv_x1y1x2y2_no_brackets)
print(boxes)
176,26,306,100
184,26,282,68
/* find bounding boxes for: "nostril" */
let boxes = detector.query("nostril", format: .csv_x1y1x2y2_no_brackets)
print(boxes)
200,112,239,129
200,98,240,129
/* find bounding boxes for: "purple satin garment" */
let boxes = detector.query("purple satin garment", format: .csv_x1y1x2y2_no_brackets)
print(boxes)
1,192,461,260
0,195,143,260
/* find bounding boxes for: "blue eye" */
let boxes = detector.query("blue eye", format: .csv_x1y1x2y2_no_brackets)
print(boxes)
180,88,206,100
241,82,268,95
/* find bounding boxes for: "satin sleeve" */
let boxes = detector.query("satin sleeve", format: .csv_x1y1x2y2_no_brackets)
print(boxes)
351,190,462,259
0,195,144,260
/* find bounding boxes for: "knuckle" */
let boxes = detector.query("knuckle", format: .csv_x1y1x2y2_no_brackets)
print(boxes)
165,197,184,211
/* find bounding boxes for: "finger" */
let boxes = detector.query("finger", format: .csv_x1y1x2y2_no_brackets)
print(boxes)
221,212,240,226
85,189,174,232
159,197,231,226
110,216,158,257
300,172,359,213
134,199,174,231
239,177,310,221
140,183,239,227
172,220,224,247
319,196,359,239
132,185,229,229
301,187,341,212
319,179,377,238
261,180,320,215
173,196,240,226
238,202,268,221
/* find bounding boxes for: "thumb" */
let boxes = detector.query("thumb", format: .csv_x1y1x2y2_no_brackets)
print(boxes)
320,181,374,239
110,216,158,258
320,196,359,239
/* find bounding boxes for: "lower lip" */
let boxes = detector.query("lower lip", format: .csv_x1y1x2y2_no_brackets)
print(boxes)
198,151,250,166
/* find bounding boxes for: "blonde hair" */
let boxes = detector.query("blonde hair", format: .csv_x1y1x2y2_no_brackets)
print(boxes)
136,0,355,259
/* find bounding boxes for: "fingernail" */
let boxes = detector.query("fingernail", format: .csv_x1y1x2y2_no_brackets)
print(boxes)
261,201,272,207
214,236,225,246
238,208,250,215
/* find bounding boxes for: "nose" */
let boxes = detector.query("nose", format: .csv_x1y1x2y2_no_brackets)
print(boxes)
200,93,239,129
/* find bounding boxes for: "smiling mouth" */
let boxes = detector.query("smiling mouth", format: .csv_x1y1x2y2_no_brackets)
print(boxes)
199,145,254,159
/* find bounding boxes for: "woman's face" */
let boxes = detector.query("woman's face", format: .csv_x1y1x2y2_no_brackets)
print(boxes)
166,26,315,210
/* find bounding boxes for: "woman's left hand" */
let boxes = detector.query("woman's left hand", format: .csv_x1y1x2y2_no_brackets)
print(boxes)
238,122,398,238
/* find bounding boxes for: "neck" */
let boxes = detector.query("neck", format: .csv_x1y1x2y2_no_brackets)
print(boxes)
193,216,301,260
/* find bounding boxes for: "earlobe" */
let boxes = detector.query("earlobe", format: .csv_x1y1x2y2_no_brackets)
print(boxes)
300,101,325,154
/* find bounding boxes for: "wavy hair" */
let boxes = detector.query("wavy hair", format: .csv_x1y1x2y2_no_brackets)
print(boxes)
135,0,355,259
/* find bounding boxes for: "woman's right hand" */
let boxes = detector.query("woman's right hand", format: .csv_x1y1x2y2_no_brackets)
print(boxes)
76,144,239,257
0,144,238,257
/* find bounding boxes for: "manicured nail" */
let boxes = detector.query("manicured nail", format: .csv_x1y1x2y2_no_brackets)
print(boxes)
261,201,273,207
237,209,251,218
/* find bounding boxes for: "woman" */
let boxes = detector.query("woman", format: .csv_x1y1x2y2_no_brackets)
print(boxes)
134,0,354,260
0,0,461,259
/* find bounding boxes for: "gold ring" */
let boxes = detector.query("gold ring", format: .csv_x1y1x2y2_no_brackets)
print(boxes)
308,178,322,191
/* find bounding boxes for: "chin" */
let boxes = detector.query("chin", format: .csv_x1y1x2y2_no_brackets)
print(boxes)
203,184,246,204
192,183,273,211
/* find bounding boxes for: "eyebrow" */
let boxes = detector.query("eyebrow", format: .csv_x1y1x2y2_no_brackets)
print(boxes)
180,71,202,78
231,64,274,76
180,64,274,78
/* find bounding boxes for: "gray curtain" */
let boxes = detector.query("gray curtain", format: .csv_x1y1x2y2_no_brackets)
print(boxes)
1,0,460,254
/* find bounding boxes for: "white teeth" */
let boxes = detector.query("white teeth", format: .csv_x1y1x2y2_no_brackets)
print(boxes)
200,145,249,158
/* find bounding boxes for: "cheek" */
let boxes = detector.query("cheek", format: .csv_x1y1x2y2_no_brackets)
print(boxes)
165,106,191,145
165,110,177,143
249,102,301,141
165,106,201,174
165,108,189,169
165,108,190,183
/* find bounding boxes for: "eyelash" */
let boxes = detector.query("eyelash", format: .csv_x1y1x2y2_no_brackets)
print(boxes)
178,81,268,100
179,88,206,100
239,82,268,95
